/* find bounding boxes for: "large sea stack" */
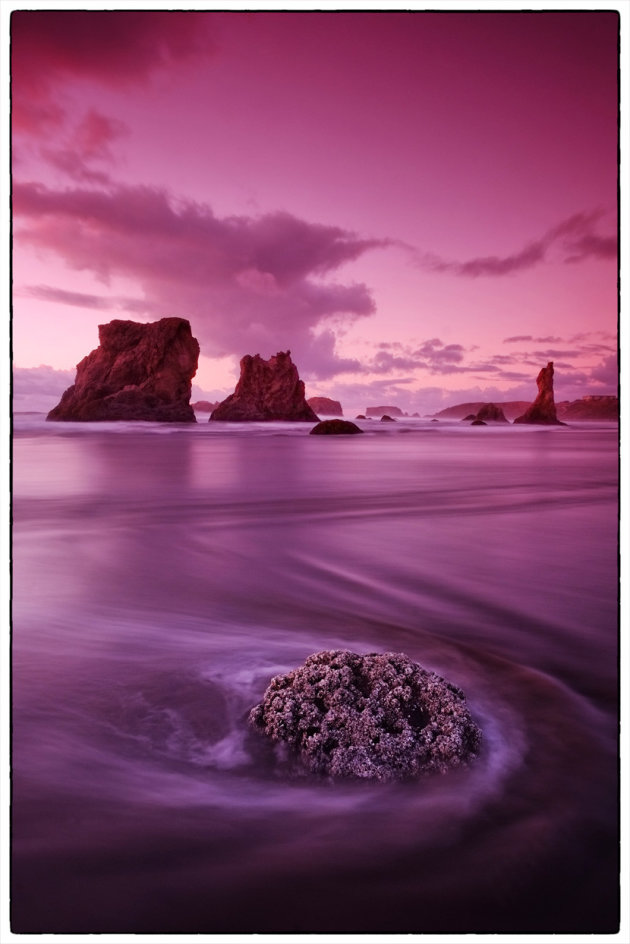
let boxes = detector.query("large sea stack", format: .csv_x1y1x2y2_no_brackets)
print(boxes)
210,351,319,422
513,361,565,425
47,318,199,422
249,650,482,782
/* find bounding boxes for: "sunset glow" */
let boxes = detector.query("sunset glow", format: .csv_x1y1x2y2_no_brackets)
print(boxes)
9,8,620,414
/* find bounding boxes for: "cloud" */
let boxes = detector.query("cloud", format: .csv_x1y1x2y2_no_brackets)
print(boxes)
12,365,75,412
418,211,616,278
13,181,391,378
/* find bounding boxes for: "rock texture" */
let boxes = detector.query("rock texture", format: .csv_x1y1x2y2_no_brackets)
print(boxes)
210,351,319,422
47,318,199,422
366,405,404,417
307,396,343,416
310,419,364,435
473,403,508,423
249,649,482,782
513,362,565,425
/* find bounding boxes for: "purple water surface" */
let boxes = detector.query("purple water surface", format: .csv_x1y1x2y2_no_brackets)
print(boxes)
11,415,619,933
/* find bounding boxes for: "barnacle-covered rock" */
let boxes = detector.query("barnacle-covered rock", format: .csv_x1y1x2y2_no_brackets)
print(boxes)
249,650,482,782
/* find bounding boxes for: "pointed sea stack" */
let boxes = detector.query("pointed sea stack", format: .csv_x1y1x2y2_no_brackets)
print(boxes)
513,362,565,425
47,318,199,422
210,351,319,422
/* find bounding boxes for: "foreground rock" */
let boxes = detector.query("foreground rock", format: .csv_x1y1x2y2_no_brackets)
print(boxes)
310,420,364,435
473,403,508,423
514,361,565,425
307,396,343,416
211,351,319,422
249,649,482,782
47,318,199,422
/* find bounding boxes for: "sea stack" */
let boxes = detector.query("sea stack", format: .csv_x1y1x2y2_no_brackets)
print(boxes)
513,361,565,425
47,318,199,422
210,351,319,422
249,650,482,782
473,403,508,423
307,396,343,416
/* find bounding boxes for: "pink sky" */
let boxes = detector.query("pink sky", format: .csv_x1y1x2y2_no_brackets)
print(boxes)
8,7,621,414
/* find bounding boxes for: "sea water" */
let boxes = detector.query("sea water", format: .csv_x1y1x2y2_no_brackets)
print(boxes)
11,414,619,934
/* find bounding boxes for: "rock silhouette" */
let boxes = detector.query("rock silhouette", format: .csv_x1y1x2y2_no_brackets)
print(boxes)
513,361,565,425
47,318,199,422
380,414,396,422
307,396,343,416
249,650,482,782
473,403,508,423
310,419,363,435
210,351,319,422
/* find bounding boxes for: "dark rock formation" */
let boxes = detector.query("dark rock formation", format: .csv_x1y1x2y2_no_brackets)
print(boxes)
462,414,477,422
307,396,343,416
380,414,396,422
47,318,199,422
310,419,364,435
355,414,367,420
471,419,487,426
249,650,482,782
474,403,508,423
210,351,319,422
435,401,531,421
366,405,404,417
513,362,565,425
192,400,219,412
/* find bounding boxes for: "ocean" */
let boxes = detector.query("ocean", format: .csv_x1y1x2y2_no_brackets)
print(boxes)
10,413,619,934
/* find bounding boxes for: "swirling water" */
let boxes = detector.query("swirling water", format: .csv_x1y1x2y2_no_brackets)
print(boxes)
11,414,619,934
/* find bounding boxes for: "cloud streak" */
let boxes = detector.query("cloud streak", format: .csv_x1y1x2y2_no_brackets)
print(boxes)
418,211,616,278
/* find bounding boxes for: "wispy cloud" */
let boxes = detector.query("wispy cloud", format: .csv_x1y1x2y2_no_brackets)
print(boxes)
13,182,391,378
417,211,616,278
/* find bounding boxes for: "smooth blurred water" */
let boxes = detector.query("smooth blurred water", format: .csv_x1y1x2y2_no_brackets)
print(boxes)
11,414,619,934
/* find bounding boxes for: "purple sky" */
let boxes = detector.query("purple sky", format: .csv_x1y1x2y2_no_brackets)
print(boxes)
8,6,622,414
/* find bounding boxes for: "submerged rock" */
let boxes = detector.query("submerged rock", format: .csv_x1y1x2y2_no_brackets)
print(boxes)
307,396,343,416
210,351,319,422
47,318,199,422
471,419,487,426
473,403,508,423
513,362,565,425
310,419,364,435
249,649,482,782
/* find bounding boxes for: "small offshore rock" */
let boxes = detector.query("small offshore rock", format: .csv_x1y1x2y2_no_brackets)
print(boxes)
471,419,487,426
307,396,343,416
380,414,396,422
310,419,364,435
474,403,508,423
249,649,482,782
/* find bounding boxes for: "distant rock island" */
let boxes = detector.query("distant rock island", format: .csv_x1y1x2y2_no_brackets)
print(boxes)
435,393,618,422
472,403,508,424
47,318,199,422
210,351,319,422
366,405,404,417
513,361,564,425
307,396,343,416
192,400,219,412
